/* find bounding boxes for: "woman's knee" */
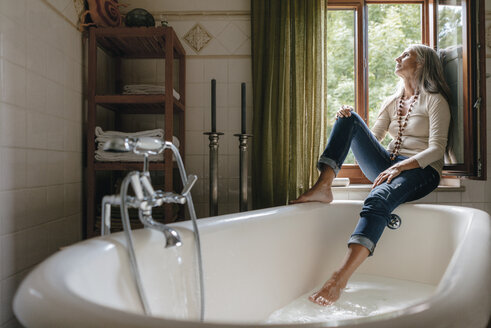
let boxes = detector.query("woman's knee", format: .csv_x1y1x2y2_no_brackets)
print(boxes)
337,111,363,124
361,191,393,218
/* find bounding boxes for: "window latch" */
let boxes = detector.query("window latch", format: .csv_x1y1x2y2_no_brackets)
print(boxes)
473,97,481,110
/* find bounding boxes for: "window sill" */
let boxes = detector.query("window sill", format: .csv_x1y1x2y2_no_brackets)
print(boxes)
332,178,465,192
332,185,464,192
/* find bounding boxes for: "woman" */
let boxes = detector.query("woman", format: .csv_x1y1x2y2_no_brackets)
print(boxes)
291,44,451,306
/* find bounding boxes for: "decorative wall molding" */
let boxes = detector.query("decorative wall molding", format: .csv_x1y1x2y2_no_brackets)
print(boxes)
115,9,251,56
186,54,251,59
183,23,214,53
151,10,250,19
73,0,85,17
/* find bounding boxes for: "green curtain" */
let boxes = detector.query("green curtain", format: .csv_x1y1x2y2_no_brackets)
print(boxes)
251,0,328,208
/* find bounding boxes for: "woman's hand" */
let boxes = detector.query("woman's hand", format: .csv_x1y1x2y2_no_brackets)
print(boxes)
336,105,354,120
372,165,403,188
372,158,420,188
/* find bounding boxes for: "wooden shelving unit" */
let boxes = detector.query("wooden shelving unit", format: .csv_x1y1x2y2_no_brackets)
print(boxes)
85,26,185,238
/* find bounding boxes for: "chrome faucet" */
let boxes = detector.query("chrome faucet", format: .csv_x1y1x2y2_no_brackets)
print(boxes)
101,137,196,245
100,137,204,319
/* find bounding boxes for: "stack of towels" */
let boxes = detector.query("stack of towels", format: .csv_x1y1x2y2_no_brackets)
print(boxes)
122,84,181,100
94,126,180,162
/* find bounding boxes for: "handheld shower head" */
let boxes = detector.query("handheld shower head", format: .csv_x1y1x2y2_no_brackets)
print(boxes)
103,138,134,153
103,137,166,155
134,137,165,155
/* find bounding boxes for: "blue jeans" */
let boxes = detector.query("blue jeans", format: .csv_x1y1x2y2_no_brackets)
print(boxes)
318,112,440,255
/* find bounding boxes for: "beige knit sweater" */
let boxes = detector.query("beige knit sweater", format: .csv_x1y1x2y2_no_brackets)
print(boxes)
371,92,451,176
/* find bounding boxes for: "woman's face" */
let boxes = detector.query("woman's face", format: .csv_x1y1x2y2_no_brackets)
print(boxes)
395,48,420,79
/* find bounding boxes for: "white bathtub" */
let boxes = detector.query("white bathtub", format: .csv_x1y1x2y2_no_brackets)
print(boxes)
14,201,491,327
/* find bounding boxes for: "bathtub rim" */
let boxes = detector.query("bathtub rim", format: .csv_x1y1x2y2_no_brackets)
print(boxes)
13,201,491,328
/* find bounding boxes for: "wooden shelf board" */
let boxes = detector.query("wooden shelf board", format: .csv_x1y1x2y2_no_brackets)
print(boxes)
173,100,185,112
96,94,166,103
95,95,185,114
95,102,164,114
93,27,185,58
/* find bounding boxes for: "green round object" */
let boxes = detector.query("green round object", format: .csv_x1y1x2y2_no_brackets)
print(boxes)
125,8,155,27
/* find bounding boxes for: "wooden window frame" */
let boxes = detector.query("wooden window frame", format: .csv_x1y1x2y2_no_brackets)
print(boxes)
329,0,486,183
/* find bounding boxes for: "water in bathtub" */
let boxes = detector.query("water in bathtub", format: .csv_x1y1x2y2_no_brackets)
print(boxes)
266,274,435,324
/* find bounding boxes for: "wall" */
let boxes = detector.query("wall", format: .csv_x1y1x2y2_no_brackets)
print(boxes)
0,0,83,327
121,0,252,217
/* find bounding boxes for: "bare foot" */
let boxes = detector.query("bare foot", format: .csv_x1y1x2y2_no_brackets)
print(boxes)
290,182,333,204
309,273,347,306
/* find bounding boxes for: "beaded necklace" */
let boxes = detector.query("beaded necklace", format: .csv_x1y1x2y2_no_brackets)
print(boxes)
390,91,419,160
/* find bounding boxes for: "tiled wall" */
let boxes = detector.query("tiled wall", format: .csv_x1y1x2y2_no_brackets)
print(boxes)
0,0,83,327
184,54,253,217
121,1,253,217
181,24,252,217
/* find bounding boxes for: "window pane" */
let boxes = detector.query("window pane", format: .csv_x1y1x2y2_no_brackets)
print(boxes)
438,1,464,165
367,4,422,148
326,9,355,163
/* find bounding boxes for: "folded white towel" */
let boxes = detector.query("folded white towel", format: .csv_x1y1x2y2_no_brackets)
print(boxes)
122,84,181,100
95,150,164,162
95,126,164,139
94,127,180,162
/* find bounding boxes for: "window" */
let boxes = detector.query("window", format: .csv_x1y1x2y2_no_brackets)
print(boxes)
438,1,465,165
326,0,486,182
326,8,356,163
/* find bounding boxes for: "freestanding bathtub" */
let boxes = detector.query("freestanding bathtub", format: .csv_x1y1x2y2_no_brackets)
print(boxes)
14,201,491,327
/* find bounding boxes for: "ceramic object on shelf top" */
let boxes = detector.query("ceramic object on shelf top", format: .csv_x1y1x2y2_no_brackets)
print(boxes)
157,14,169,27
124,8,155,27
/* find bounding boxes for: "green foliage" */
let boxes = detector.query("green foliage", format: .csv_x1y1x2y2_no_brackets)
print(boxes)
438,5,462,48
326,10,356,162
326,10,355,122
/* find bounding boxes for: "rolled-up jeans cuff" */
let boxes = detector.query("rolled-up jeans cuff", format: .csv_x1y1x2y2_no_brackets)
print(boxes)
317,156,340,175
348,235,376,256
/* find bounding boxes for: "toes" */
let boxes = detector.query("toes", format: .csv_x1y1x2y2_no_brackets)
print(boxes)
316,296,329,306
309,293,331,307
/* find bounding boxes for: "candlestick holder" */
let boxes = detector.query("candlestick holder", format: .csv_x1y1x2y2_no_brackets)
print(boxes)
204,131,224,217
233,133,253,212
